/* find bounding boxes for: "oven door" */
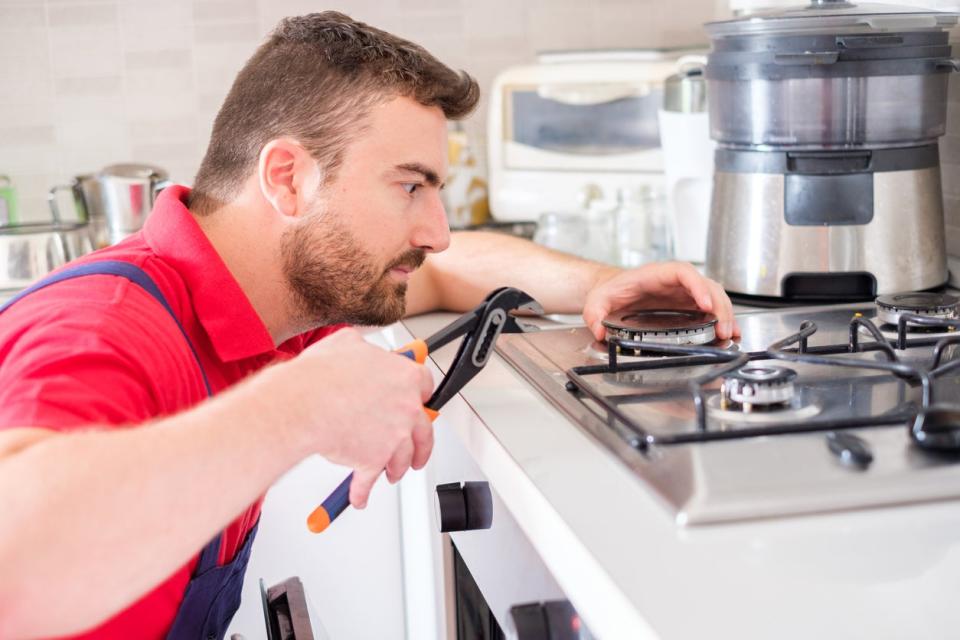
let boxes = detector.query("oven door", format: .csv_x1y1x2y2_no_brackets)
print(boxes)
428,412,595,640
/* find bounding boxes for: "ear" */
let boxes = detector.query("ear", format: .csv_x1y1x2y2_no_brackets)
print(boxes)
257,138,322,218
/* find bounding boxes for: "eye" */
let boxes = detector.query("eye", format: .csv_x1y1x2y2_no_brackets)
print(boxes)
401,183,420,195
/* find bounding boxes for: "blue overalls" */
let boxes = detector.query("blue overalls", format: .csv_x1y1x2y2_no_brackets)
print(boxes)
1,260,258,639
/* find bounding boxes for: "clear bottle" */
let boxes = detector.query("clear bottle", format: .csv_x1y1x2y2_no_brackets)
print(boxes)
613,185,672,267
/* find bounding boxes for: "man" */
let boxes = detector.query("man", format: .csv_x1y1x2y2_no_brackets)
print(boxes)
0,12,737,639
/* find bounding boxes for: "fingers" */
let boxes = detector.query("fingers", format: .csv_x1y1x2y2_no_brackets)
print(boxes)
417,364,435,403
385,438,414,483
706,278,735,339
583,301,612,342
350,466,381,509
671,262,714,313
411,416,434,470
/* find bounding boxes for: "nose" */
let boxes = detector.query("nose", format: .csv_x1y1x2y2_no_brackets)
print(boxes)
411,189,451,253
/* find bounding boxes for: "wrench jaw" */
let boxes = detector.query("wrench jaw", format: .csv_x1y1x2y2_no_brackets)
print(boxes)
425,287,542,410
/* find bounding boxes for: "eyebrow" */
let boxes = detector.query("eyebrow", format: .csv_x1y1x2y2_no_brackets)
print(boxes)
395,162,443,188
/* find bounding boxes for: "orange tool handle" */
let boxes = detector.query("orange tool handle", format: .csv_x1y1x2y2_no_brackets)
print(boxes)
306,338,437,533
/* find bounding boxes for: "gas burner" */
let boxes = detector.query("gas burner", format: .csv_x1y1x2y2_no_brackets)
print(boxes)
720,366,797,412
875,292,959,327
601,308,718,355
585,338,738,362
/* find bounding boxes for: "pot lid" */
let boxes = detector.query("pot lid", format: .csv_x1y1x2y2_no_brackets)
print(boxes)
706,0,959,37
100,163,168,180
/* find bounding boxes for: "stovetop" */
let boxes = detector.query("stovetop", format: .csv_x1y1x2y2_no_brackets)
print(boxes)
496,302,960,525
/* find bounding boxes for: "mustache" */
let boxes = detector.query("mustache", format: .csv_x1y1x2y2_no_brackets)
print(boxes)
384,249,426,273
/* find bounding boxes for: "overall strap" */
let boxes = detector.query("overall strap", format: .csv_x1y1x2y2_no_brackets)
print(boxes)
0,260,213,397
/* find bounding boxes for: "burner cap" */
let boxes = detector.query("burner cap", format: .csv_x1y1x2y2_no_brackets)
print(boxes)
876,292,959,326
721,366,797,409
602,308,718,346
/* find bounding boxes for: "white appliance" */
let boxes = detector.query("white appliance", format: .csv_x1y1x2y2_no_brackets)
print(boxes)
658,56,714,264
487,49,702,222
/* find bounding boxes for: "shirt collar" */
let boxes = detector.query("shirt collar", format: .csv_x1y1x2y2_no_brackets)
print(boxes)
143,185,277,362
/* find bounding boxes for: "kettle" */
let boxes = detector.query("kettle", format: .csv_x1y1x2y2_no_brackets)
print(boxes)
48,163,171,248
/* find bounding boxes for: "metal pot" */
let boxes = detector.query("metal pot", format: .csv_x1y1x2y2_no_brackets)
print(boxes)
0,219,94,293
704,1,960,149
48,163,171,248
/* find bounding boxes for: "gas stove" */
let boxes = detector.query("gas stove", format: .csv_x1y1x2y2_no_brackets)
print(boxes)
496,292,960,525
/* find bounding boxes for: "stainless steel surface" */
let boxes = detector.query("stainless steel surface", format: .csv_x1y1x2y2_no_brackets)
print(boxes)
706,1,958,37
0,221,94,292
98,164,170,242
602,308,718,346
707,74,950,149
721,365,797,406
705,167,948,296
876,292,959,325
49,164,170,247
662,56,707,114
496,304,960,525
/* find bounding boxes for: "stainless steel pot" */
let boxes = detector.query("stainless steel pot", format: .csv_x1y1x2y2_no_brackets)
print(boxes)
48,163,171,248
0,220,94,293
704,1,960,149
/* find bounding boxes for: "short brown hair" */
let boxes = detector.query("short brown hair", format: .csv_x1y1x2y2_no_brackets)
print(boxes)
190,11,479,215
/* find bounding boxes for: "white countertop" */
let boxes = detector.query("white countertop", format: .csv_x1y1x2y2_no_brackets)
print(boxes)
401,311,960,640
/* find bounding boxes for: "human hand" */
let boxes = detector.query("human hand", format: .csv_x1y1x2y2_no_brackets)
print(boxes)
582,262,740,342
262,328,435,508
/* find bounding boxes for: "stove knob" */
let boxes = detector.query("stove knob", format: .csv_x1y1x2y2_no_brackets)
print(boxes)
434,481,493,532
511,600,592,640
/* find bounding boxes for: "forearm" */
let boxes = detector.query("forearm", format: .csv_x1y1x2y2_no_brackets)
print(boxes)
410,231,620,315
0,374,307,638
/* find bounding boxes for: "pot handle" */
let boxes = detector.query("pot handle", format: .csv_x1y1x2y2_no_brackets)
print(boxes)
151,178,173,201
676,54,707,76
936,58,960,72
774,51,840,66
47,183,74,224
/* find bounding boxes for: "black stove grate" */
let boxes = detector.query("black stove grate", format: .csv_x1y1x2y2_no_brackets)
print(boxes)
563,312,960,453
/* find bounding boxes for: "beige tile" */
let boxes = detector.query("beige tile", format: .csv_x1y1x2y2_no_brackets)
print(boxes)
48,2,117,28
0,146,61,174
59,140,133,178
125,49,193,70
54,94,126,123
119,1,192,29
128,117,198,144
0,4,45,28
193,21,262,45
524,7,597,52
0,27,49,60
130,141,201,173
125,89,198,120
0,66,54,106
0,125,56,146
393,10,463,44
0,101,56,127
194,0,258,23
49,26,122,78
57,119,126,148
124,68,194,95
54,75,122,97
121,24,194,52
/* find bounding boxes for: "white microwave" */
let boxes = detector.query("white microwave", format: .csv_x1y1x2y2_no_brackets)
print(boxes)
487,49,702,222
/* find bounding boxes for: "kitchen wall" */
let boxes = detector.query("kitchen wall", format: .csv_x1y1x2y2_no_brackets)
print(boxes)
0,0,729,223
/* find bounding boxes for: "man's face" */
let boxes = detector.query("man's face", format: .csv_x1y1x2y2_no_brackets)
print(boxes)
282,96,451,327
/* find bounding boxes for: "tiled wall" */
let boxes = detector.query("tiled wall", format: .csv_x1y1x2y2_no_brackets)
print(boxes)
0,0,727,222
5,0,960,263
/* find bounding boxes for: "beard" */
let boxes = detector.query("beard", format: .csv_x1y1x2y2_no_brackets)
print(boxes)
281,209,425,328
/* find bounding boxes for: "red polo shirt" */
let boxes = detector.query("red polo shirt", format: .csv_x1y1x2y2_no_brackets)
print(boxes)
0,186,341,638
